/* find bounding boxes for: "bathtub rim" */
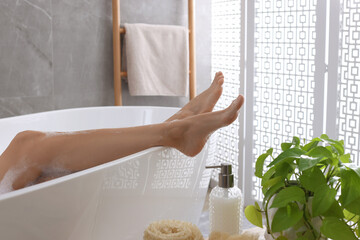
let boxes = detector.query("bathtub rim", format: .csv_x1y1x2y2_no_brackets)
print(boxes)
0,105,181,122
0,106,183,201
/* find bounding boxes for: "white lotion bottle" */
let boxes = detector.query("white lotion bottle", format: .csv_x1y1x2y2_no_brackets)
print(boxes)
206,164,243,235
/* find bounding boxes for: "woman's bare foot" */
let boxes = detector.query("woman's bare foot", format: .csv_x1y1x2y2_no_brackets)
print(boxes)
166,72,224,122
166,95,244,156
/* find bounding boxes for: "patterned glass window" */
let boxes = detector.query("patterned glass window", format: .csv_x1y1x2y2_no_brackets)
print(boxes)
252,0,317,201
211,0,360,204
337,0,360,166
211,0,241,183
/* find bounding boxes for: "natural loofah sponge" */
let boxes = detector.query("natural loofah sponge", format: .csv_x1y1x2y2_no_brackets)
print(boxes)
144,220,204,240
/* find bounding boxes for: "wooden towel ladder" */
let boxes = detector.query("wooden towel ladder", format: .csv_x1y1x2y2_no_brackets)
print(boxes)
112,0,196,106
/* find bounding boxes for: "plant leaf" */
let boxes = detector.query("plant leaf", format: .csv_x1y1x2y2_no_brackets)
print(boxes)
306,146,333,158
320,136,344,155
262,166,276,183
263,181,285,203
267,148,274,155
343,209,359,222
292,136,300,147
326,157,339,166
340,153,351,163
293,218,306,231
296,230,316,240
244,205,263,228
271,203,303,233
281,142,292,151
298,155,323,171
275,237,288,240
255,201,260,209
339,166,360,211
261,167,276,194
302,139,320,152
329,140,344,155
268,148,305,167
270,186,305,209
255,153,270,178
322,200,344,218
320,134,329,139
320,217,357,240
299,167,326,192
343,197,360,216
262,176,283,194
274,162,293,178
312,185,337,217
343,163,360,178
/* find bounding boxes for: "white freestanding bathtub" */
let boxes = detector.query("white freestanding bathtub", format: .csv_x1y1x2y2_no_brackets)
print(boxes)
0,107,216,240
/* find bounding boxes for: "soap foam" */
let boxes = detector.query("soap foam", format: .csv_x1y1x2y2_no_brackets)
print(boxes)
0,164,72,195
0,167,23,195
44,130,91,137
44,131,75,137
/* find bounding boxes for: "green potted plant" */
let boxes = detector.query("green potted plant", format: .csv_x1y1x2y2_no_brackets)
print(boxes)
245,134,360,240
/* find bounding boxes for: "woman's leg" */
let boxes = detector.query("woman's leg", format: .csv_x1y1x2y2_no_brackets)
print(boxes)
2,95,243,190
0,73,243,191
10,72,224,186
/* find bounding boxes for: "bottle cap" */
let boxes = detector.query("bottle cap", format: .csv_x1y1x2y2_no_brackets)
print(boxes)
206,163,234,188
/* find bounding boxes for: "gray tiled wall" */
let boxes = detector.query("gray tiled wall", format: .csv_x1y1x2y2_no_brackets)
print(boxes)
0,0,211,118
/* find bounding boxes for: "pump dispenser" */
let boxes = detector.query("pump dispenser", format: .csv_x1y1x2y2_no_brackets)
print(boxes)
206,163,243,235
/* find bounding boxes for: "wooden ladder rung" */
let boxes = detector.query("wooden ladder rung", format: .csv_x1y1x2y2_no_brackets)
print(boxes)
120,71,191,78
120,71,127,77
120,27,190,35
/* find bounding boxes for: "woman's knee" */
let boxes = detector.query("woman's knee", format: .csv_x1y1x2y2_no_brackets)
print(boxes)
13,130,45,146
1,131,45,190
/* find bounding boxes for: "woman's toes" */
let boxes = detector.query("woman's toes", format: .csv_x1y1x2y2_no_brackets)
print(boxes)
233,95,244,108
215,72,223,80
211,73,224,88
224,95,245,124
231,95,244,114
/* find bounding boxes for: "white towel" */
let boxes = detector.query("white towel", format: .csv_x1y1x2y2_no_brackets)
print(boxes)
124,23,189,96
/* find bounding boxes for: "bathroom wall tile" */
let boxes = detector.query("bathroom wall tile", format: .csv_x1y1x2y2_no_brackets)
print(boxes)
51,0,114,109
120,0,187,26
0,0,53,98
0,0,211,115
0,96,54,119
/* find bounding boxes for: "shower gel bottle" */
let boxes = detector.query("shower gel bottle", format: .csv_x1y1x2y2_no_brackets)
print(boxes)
206,164,243,235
